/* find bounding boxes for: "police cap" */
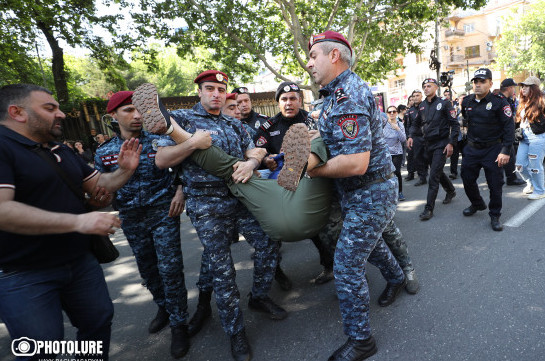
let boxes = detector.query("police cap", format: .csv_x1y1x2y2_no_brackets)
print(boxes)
107,91,134,113
471,68,492,82
422,78,438,87
308,31,352,56
232,87,249,94
194,70,228,86
500,78,517,88
275,81,301,102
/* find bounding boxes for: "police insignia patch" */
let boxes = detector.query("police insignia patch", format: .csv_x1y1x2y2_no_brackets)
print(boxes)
436,103,442,111
486,102,492,110
262,121,271,129
450,109,457,119
254,121,260,129
216,73,224,82
334,88,348,104
338,115,359,139
152,139,159,151
503,105,512,118
284,85,290,92
256,136,267,146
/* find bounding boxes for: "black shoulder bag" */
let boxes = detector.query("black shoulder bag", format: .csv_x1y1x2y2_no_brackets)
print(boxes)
32,146,120,263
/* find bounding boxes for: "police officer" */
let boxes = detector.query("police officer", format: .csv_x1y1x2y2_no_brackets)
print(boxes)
405,89,429,185
498,78,526,186
94,91,190,358
222,92,242,119
154,70,286,361
461,68,514,231
255,81,338,286
306,31,406,361
233,86,269,139
408,78,459,221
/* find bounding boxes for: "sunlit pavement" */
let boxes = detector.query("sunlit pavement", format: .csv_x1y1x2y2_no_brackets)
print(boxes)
1,163,544,361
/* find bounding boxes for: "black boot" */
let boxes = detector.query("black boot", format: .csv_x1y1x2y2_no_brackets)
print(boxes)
230,329,251,361
274,265,293,291
171,324,190,359
148,306,169,334
328,336,377,361
188,291,212,337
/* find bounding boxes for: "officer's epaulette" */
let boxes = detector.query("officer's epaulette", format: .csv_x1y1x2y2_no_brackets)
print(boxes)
257,113,269,120
97,137,114,149
259,117,279,132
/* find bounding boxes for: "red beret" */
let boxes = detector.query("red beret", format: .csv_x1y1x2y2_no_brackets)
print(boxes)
107,91,134,113
308,31,352,56
226,93,237,100
194,70,229,85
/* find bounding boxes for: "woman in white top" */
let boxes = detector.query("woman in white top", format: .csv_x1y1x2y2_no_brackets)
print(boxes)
383,105,407,201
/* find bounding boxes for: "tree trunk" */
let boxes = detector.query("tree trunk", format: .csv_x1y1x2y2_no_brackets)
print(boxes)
36,21,69,103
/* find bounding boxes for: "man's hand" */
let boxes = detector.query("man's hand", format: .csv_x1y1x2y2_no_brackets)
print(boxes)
232,160,256,183
264,154,278,171
407,138,413,150
117,138,142,171
190,130,213,150
169,186,185,217
86,186,113,210
75,212,121,236
310,110,320,120
443,143,453,158
496,153,510,168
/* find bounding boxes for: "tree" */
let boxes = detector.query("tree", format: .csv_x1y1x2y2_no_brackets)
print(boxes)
495,0,545,77
0,0,130,102
136,0,486,95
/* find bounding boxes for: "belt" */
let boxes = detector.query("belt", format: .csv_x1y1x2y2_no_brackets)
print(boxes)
467,139,501,149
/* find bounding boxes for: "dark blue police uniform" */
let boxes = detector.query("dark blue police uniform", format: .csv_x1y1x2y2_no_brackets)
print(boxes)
94,131,189,327
241,109,268,140
406,103,428,182
158,103,279,336
461,92,514,217
317,69,405,340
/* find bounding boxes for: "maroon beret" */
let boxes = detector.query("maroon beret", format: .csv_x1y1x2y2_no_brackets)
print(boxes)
226,93,237,100
107,91,134,113
308,31,352,56
194,70,229,85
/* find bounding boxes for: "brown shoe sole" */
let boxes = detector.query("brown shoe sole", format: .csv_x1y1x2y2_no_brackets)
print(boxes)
133,83,168,134
277,124,310,192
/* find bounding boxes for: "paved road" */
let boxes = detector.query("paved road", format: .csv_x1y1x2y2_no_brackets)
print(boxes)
2,165,545,361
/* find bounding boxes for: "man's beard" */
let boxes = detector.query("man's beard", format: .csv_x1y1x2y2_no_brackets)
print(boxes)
27,109,63,141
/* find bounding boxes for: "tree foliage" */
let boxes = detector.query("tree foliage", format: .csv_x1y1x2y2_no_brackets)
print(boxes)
136,0,486,94
495,0,545,77
0,0,130,102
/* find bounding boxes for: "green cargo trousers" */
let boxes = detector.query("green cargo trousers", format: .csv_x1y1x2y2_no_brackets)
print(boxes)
188,138,333,242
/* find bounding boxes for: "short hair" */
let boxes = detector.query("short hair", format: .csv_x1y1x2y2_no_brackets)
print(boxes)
397,104,407,112
319,42,353,66
0,84,52,121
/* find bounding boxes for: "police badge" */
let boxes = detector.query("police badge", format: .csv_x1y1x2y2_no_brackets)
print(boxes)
436,103,442,111
284,85,290,92
486,102,492,110
338,115,359,139
216,73,224,82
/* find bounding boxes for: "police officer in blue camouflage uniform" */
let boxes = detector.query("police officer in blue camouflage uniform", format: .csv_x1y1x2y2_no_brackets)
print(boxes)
94,91,190,358
233,86,269,140
306,31,406,361
154,70,286,361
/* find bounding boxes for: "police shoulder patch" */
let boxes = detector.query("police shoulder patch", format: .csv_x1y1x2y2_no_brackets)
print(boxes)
152,139,159,151
334,88,348,104
503,105,512,118
256,136,267,146
450,109,457,119
337,114,359,139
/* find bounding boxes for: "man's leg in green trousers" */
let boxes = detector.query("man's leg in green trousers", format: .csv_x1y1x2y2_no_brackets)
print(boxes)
188,138,333,242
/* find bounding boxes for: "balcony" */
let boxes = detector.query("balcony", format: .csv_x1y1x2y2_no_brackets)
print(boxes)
445,29,465,40
446,54,465,66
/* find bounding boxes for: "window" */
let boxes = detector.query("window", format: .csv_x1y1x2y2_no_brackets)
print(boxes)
394,79,405,89
463,23,475,33
465,45,480,59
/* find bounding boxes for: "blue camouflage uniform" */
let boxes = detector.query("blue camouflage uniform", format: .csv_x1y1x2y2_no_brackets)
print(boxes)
157,103,279,336
94,132,188,327
317,69,405,340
